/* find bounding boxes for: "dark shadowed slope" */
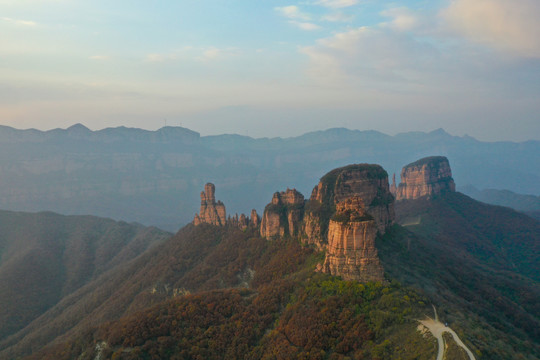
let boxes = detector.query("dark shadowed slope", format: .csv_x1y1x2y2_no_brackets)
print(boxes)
0,210,170,341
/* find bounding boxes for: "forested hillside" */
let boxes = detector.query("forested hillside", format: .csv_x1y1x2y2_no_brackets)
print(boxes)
0,211,170,342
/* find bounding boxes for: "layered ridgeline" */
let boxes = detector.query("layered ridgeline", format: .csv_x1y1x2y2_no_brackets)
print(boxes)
0,125,538,231
3,157,539,359
460,185,540,221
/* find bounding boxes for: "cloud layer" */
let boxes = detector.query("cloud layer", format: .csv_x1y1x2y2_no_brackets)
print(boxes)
442,0,540,57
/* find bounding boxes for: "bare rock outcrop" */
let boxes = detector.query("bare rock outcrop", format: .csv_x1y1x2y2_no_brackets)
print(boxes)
228,213,249,230
390,173,397,196
193,183,227,226
396,156,456,200
302,164,393,282
250,209,260,228
260,188,305,239
322,197,385,282
303,164,395,248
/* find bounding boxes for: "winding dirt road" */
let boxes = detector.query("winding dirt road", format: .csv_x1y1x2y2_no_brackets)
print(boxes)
419,306,476,360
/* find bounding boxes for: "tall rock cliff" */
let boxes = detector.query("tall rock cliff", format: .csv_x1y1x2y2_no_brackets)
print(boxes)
303,164,395,248
322,197,385,282
396,156,456,200
302,164,393,282
260,188,305,239
193,183,227,226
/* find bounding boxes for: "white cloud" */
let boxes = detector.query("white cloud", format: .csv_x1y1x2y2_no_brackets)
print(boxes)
315,0,359,9
321,12,354,22
274,5,311,20
198,47,239,61
1,17,37,26
290,21,321,31
380,7,419,31
441,0,540,57
145,54,163,62
299,26,438,85
144,46,236,63
202,47,221,60
90,55,109,61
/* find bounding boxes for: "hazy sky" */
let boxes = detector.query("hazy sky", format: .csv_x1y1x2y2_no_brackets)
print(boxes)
1,0,539,141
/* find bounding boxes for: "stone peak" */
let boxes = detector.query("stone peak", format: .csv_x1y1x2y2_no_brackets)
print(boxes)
194,183,226,226
397,156,456,200
271,188,304,206
201,183,216,204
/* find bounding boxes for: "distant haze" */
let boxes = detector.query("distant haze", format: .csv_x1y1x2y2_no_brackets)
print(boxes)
1,1,540,141
0,125,537,231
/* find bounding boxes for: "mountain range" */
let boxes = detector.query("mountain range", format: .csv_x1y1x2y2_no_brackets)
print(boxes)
0,125,538,231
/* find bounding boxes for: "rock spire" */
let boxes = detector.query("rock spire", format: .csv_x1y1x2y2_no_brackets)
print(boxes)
193,183,227,226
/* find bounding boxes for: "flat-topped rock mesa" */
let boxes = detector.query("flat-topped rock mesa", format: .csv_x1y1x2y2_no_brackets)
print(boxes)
260,188,305,239
303,164,395,247
396,156,456,200
193,183,227,226
321,197,385,282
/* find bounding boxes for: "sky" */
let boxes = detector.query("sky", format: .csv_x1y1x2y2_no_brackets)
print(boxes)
1,0,539,141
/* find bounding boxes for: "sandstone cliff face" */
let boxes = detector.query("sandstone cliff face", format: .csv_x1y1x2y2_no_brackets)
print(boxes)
301,164,393,282
303,212,324,249
193,183,227,226
396,156,455,200
260,188,304,239
303,164,394,247
321,197,385,282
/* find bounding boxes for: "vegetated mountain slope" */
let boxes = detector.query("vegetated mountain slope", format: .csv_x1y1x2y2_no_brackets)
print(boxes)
378,192,540,359
24,224,436,360
527,211,540,221
27,196,540,360
460,185,540,214
0,225,277,359
4,192,539,359
0,125,538,230
0,210,170,342
396,192,539,281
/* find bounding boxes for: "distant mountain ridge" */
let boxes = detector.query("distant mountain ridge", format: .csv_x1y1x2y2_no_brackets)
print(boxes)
0,125,538,231
460,185,540,213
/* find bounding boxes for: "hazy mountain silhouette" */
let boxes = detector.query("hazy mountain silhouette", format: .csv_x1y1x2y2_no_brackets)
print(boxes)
0,125,538,231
